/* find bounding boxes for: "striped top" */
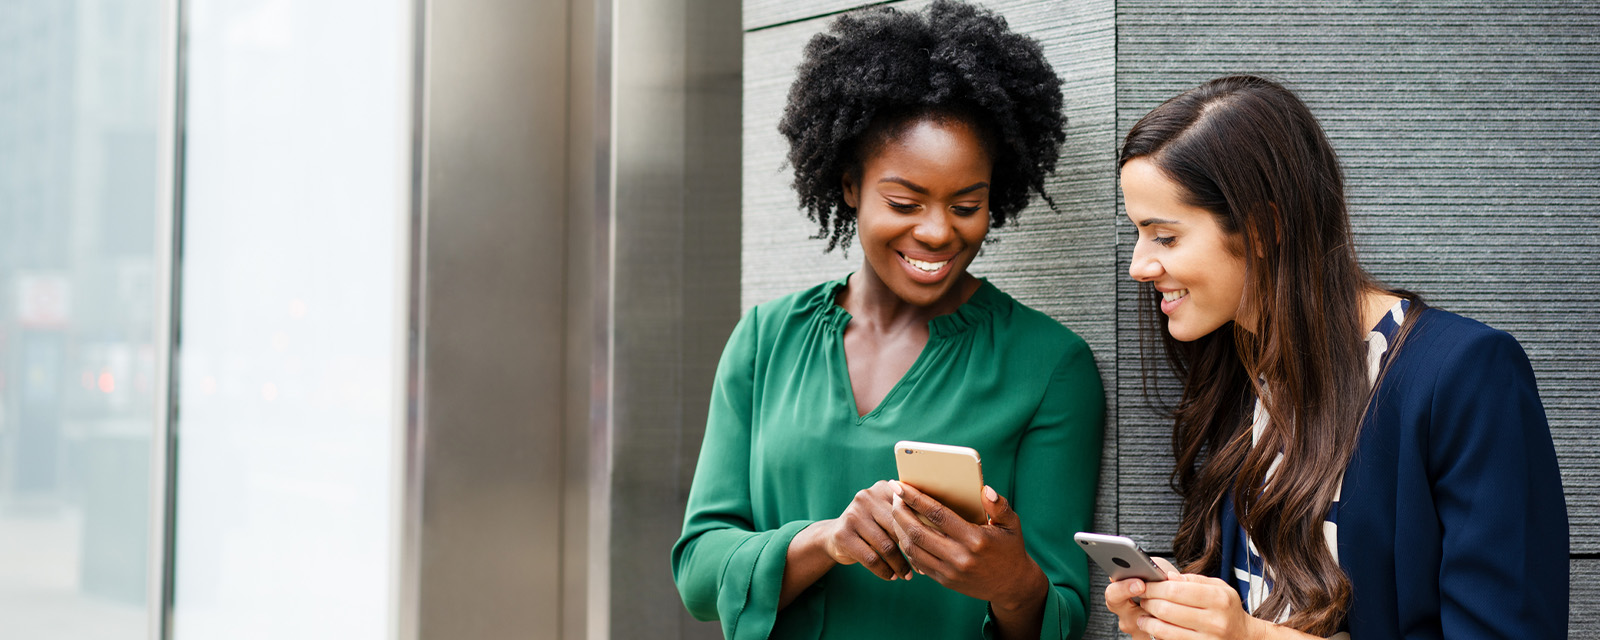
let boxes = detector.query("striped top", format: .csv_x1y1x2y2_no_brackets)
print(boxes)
1219,299,1410,638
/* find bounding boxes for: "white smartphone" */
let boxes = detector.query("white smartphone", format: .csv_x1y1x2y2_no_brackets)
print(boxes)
893,441,987,525
1073,532,1168,582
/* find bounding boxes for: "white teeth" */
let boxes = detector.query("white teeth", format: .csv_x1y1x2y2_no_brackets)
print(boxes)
903,255,948,272
1162,289,1188,302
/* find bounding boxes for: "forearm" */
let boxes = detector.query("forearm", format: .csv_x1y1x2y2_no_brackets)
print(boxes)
779,521,838,609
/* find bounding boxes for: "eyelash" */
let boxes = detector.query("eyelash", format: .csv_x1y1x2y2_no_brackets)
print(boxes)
1152,235,1176,247
886,203,982,216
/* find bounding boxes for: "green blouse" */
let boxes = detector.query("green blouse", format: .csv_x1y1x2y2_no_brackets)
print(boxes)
671,276,1104,640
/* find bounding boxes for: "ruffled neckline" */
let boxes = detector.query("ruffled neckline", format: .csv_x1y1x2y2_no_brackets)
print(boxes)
811,273,1005,338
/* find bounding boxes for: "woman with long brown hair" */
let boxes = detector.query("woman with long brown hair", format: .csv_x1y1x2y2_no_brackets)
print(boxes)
1103,75,1567,638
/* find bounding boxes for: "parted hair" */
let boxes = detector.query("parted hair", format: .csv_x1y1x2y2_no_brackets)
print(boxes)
1121,75,1421,636
779,0,1066,251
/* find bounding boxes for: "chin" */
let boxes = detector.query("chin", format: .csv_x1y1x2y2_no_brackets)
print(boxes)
1167,320,1230,343
1167,329,1201,343
893,284,949,308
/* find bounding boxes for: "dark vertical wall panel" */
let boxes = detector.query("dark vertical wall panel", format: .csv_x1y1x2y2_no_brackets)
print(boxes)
1116,0,1600,553
1573,559,1600,639
1115,0,1600,635
744,0,874,31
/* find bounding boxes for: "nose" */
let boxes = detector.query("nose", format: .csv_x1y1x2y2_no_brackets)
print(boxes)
912,209,955,247
1128,240,1162,282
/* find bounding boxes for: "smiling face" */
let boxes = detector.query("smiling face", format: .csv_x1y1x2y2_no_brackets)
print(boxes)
1122,158,1250,342
843,117,993,309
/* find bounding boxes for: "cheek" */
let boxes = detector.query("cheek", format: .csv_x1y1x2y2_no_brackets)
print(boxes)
958,216,990,246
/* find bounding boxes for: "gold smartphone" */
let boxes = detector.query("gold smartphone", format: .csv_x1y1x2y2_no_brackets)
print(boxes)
893,440,987,525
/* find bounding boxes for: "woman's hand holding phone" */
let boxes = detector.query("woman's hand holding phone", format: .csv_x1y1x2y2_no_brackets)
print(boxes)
1103,554,1177,640
781,480,912,610
1104,556,1319,640
889,480,1049,637
806,480,914,580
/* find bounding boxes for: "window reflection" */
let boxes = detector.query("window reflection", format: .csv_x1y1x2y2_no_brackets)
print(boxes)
0,1,163,638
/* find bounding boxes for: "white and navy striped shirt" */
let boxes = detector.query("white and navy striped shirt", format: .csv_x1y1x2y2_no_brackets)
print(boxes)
1222,299,1409,639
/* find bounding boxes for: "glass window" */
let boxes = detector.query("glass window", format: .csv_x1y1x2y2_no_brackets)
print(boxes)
0,1,164,638
170,1,412,638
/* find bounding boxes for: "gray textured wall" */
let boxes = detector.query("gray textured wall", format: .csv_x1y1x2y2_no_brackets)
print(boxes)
732,1,1600,638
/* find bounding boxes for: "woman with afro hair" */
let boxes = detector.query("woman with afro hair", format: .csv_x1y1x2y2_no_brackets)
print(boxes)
672,2,1103,639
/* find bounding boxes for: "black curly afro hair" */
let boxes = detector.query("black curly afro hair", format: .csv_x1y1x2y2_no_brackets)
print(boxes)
779,0,1066,252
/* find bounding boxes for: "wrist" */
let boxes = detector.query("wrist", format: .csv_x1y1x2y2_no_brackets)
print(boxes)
1244,614,1278,640
793,519,838,564
991,564,1049,614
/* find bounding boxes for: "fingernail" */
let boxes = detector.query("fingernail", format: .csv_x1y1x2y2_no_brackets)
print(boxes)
1131,581,1144,595
983,485,997,501
890,481,903,496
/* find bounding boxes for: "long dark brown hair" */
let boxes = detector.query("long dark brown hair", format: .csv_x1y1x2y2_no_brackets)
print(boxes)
1121,75,1420,634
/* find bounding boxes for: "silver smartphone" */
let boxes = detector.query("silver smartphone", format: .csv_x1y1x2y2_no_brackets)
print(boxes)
1073,532,1168,582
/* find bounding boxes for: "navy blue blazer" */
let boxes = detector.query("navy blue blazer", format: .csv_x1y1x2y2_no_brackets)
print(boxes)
1333,308,1568,637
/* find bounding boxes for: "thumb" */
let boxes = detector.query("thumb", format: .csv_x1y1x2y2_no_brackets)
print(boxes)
982,485,1018,528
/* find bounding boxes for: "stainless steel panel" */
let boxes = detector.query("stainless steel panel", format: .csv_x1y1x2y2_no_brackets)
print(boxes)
411,0,740,637
414,0,573,637
610,0,743,638
564,0,608,638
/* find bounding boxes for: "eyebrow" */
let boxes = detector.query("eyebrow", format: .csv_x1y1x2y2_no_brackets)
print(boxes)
877,176,990,196
1137,217,1181,227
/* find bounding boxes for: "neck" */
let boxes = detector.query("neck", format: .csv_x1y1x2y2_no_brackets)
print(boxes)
841,264,977,331
1361,288,1403,332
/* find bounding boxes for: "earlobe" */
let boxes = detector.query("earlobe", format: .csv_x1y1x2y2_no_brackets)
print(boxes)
841,174,860,209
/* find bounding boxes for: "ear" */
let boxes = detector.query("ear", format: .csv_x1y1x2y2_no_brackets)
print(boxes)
841,173,860,209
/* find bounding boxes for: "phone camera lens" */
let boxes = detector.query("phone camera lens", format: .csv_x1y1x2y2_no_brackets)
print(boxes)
904,449,913,454
1113,557,1131,569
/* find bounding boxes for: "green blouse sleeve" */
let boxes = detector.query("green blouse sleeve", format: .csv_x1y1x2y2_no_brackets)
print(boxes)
984,335,1105,640
671,307,814,639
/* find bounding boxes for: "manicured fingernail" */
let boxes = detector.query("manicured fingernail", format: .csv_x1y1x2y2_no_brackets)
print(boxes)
983,485,997,501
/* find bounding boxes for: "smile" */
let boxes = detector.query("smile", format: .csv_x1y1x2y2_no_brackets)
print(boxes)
900,252,950,273
1159,287,1188,315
